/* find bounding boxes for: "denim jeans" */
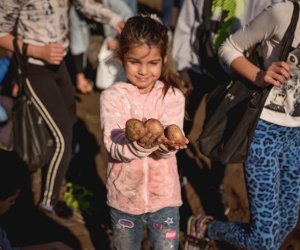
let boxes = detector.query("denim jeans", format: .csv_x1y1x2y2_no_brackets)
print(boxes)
111,207,180,250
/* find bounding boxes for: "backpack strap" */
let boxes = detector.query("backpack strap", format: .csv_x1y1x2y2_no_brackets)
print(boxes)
279,1,299,61
193,0,212,30
203,0,213,30
193,0,227,33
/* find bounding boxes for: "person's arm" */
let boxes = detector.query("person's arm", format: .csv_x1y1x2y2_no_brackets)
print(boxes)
229,56,290,88
155,88,188,157
100,86,159,162
172,0,204,93
102,0,133,39
0,1,64,65
0,34,65,65
218,2,292,88
72,0,124,33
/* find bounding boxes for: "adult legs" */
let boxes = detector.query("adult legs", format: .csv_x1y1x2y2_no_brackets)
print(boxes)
277,128,300,241
26,62,76,208
207,120,300,250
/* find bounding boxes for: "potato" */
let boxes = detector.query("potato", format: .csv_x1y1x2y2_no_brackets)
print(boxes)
145,118,164,137
164,124,185,144
125,118,146,141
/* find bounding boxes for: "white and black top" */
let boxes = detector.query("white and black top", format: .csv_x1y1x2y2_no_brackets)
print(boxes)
0,0,122,64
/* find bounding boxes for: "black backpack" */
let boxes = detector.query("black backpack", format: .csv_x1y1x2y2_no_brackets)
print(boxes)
192,0,232,83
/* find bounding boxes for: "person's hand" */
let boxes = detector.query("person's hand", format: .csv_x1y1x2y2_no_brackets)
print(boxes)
107,38,119,51
115,20,125,34
137,132,162,149
158,136,189,152
256,61,291,88
76,73,93,94
35,43,65,65
179,69,193,94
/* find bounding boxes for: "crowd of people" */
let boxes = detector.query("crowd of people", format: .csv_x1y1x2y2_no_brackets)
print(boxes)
0,0,300,250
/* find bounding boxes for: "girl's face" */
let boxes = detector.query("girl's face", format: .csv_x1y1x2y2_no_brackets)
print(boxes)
123,44,163,94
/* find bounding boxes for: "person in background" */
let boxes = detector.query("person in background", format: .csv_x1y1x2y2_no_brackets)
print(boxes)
69,5,94,94
172,0,274,114
0,226,72,250
0,0,124,219
100,14,189,250
188,1,300,250
172,0,275,249
161,0,183,30
123,0,138,15
0,149,81,250
69,0,133,94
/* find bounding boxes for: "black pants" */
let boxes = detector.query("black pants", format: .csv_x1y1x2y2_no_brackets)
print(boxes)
26,61,76,206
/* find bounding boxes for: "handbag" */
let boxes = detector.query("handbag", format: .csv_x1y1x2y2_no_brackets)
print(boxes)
12,39,54,172
197,1,299,165
95,38,126,90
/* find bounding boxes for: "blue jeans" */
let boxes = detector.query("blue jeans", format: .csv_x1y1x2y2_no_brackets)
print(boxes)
111,207,180,250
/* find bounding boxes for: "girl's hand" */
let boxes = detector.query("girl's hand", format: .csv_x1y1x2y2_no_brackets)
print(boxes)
256,61,291,88
137,132,161,149
158,136,189,152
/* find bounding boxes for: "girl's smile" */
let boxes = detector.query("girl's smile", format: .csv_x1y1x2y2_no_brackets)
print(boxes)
124,44,163,94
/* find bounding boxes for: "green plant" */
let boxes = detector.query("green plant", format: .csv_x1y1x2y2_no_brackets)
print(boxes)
64,182,93,212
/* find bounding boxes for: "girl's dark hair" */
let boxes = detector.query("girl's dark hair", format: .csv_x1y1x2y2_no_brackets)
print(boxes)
117,14,185,96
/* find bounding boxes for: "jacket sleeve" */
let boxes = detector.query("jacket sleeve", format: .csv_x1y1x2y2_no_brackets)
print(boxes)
99,87,158,162
102,0,133,39
72,0,122,28
172,0,203,71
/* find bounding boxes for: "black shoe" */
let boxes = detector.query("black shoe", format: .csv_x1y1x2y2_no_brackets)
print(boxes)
53,201,73,219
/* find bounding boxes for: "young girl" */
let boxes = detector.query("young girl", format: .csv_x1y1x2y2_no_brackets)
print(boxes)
99,14,189,250
186,1,300,250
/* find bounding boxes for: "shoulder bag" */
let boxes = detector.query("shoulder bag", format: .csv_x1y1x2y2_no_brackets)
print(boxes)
12,39,54,172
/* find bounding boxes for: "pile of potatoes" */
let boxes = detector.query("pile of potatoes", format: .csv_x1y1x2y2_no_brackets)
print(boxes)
125,118,185,144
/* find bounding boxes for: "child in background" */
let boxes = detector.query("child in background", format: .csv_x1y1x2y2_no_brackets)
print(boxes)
0,149,76,250
99,14,189,250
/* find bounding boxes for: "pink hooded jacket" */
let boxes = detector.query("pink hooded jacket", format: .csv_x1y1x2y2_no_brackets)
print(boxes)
99,81,185,215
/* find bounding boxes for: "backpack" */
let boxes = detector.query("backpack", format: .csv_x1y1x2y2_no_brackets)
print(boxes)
192,0,232,83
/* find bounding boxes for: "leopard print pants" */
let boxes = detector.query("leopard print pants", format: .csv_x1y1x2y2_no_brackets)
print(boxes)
207,119,300,250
